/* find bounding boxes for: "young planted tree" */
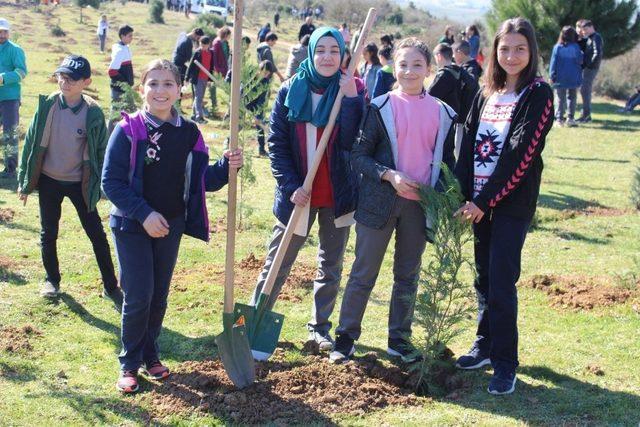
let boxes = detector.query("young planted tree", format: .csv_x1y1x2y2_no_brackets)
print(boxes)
149,0,165,24
632,151,640,210
74,0,99,24
487,0,640,62
213,49,268,228
411,165,476,395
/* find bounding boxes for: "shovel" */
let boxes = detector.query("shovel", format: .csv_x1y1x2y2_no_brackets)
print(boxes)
234,8,379,361
214,0,255,389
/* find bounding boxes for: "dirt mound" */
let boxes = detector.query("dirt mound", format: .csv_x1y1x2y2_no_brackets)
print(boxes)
146,351,424,424
523,274,637,309
0,208,15,223
0,325,42,353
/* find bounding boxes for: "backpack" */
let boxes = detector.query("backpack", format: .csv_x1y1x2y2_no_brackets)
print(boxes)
444,66,479,124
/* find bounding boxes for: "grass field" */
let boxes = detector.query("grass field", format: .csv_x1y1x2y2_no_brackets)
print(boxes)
1,2,639,425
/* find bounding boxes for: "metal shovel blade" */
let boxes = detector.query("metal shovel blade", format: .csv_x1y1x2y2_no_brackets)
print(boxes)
234,294,284,361
215,312,255,388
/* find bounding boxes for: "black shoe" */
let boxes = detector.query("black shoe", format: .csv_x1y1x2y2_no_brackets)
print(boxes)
195,117,208,124
456,343,491,369
103,287,124,313
387,337,422,363
258,148,268,157
329,334,355,363
0,169,16,179
40,280,60,298
577,115,592,123
488,366,517,395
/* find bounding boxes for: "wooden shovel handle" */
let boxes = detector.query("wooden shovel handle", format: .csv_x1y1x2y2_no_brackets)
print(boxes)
223,0,244,314
260,8,378,297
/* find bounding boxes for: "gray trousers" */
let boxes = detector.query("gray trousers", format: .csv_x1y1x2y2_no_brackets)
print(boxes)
336,197,427,341
0,99,20,173
556,87,577,121
192,78,208,119
580,67,599,118
250,207,351,333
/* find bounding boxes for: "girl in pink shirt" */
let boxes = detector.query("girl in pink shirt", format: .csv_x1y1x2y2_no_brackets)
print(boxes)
331,38,457,364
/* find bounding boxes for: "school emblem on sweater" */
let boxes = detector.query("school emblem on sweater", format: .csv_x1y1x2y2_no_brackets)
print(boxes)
474,129,502,167
145,131,162,164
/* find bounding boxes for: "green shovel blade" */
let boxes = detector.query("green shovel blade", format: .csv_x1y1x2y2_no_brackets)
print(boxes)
234,293,284,361
215,312,255,388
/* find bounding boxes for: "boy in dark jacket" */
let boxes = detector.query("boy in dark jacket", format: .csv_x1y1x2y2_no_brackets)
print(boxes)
429,43,479,157
257,32,285,82
18,55,122,309
186,36,214,123
452,41,483,82
577,19,604,122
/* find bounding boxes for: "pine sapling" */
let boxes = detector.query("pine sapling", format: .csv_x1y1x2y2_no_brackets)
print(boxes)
411,165,476,395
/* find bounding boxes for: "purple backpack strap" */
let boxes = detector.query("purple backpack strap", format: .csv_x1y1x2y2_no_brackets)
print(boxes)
118,111,148,181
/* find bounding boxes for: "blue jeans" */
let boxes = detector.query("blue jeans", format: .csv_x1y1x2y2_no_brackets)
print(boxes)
555,87,577,121
98,33,106,53
1,99,20,173
472,213,530,372
625,92,640,111
112,217,185,371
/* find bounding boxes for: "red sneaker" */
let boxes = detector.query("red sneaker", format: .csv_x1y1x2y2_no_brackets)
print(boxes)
141,360,170,380
116,370,139,393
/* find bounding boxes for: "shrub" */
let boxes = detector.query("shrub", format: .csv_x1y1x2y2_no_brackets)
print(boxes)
149,0,165,24
594,46,640,100
50,24,66,37
411,166,476,395
195,13,225,36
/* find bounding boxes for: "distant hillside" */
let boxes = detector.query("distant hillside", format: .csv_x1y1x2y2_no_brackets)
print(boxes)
395,0,490,23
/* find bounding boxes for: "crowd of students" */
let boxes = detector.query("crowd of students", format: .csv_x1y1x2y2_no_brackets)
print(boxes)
0,8,630,399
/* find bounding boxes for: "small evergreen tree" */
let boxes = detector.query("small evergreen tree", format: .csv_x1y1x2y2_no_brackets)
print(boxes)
487,0,640,62
73,0,99,24
410,166,476,395
149,0,165,24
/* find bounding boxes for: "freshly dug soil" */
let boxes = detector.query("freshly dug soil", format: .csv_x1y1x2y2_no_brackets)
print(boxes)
0,208,15,223
523,274,637,309
0,325,42,353
146,350,430,424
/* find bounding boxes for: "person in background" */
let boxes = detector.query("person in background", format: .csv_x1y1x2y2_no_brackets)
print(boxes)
257,32,285,82
576,19,603,123
549,26,583,127
209,26,232,118
359,42,382,101
97,15,109,54
0,17,27,179
298,16,316,41
246,60,276,156
465,24,480,60
274,12,280,28
285,34,310,79
438,25,455,45
186,36,214,123
17,55,122,309
172,27,204,85
618,86,640,113
429,43,479,157
371,45,395,99
108,25,135,119
257,23,271,43
452,40,483,82
380,34,394,49
339,23,351,46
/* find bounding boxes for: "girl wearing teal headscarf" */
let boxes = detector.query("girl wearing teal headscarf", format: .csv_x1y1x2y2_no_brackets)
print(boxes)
250,26,365,354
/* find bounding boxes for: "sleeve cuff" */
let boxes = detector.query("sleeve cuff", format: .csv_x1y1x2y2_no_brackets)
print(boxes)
472,195,490,213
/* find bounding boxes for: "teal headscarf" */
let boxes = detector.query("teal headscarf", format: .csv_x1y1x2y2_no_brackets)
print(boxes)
284,27,346,127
